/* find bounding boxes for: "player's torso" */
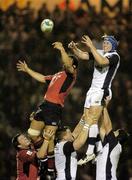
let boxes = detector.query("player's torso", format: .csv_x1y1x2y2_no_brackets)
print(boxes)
16,150,38,179
91,50,120,89
45,71,75,106
55,141,77,180
96,142,121,180
96,143,109,180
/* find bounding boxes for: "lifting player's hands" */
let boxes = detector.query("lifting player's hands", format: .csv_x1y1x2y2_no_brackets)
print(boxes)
81,35,94,49
43,129,55,141
68,41,78,50
52,42,64,51
16,60,28,73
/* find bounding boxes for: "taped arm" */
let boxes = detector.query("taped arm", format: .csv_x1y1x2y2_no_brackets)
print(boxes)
73,124,90,150
17,61,46,83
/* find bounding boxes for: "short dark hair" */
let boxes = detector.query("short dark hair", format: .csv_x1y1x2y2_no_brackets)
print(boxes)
117,129,129,145
12,133,21,150
69,55,78,69
55,126,70,142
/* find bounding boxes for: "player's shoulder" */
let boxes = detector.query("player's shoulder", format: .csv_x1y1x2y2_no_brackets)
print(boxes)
105,51,120,59
17,149,27,155
55,71,65,76
55,141,67,154
18,149,34,155
63,141,74,154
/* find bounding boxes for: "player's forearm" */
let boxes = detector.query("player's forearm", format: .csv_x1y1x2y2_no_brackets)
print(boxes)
90,46,109,65
73,124,89,150
72,48,89,60
72,119,84,139
99,114,106,141
103,107,112,134
60,48,72,67
26,68,45,83
36,140,49,158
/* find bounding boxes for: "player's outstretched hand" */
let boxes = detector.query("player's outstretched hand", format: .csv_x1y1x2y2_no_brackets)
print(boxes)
43,129,54,141
17,61,28,73
68,41,78,49
81,35,93,49
52,42,64,51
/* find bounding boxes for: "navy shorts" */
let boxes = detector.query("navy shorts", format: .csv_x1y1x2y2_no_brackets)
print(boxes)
34,101,62,126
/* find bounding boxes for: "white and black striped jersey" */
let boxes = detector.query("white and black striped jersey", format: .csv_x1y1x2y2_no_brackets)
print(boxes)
55,141,77,180
96,131,122,180
90,50,120,89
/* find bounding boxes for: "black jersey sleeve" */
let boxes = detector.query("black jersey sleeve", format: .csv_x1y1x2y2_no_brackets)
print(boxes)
106,54,119,66
89,53,94,60
63,141,75,155
106,130,118,150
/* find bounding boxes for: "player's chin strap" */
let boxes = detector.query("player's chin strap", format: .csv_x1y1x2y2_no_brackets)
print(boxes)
28,128,41,136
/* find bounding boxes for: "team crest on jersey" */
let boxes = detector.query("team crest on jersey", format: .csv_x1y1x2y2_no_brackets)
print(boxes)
26,150,33,156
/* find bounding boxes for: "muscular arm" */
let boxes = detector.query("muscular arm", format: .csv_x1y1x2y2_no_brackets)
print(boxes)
99,113,106,141
103,107,112,135
68,41,89,60
36,140,49,158
36,129,54,158
72,118,85,139
90,46,109,66
17,61,46,83
53,42,75,74
82,35,109,66
99,107,112,141
73,124,90,150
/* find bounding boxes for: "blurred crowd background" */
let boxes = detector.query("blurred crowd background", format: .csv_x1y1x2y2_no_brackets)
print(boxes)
0,0,132,179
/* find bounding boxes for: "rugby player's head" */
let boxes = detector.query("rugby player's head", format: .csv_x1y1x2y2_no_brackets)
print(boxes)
12,133,31,150
102,35,118,52
55,126,73,142
63,54,78,72
12,133,21,150
115,129,129,145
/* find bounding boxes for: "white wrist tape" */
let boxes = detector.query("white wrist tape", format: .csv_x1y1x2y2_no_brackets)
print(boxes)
83,123,90,130
79,119,85,125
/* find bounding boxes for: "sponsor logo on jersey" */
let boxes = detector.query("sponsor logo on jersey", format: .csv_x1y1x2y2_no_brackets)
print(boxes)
26,150,33,156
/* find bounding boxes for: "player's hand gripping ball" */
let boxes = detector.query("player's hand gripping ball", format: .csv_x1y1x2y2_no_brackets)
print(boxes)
41,19,54,33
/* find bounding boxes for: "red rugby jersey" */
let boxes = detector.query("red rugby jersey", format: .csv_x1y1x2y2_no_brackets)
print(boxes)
44,71,76,107
16,148,38,180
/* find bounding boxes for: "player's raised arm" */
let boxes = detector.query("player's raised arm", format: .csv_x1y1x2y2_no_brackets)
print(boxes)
16,60,46,83
99,97,112,140
52,42,77,74
37,129,54,159
68,41,89,60
81,35,109,66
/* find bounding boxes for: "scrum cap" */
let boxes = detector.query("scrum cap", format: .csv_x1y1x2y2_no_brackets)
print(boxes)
103,35,118,51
